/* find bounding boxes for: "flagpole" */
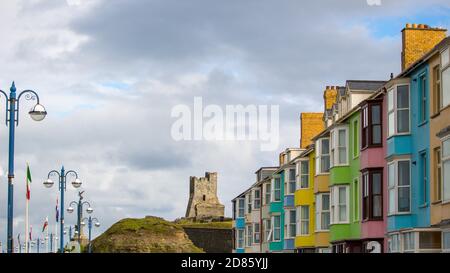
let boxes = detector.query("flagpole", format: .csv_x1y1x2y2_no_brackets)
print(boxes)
25,196,29,253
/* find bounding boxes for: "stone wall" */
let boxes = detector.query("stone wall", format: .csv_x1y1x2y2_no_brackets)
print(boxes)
183,227,232,253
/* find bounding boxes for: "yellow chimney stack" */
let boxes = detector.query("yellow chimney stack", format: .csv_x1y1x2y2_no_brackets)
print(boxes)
323,85,337,111
401,23,447,71
300,113,324,149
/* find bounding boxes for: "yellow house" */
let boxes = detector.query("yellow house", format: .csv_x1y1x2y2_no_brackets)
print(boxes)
294,147,316,252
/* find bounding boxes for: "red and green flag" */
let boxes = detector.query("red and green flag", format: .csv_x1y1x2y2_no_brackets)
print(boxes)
42,217,48,232
26,164,32,200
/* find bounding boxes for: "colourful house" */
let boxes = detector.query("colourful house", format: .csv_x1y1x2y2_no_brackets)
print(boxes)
386,24,447,253
232,192,246,253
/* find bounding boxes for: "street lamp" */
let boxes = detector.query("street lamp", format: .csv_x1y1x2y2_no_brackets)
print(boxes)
81,216,100,253
43,166,82,253
0,82,47,253
67,191,92,243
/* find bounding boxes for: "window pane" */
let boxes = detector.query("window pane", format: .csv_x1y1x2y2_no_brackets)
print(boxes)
398,161,410,186
321,155,330,173
388,89,394,111
373,173,382,194
398,187,410,212
322,139,330,154
322,194,330,210
322,212,330,230
290,210,296,223
389,189,395,214
443,68,450,107
371,105,381,124
339,130,346,146
373,196,382,217
388,163,395,187
442,48,450,67
444,232,450,251
372,125,381,144
339,187,346,203
339,205,347,221
397,109,410,133
338,147,346,164
397,85,409,108
289,169,296,181
301,161,309,174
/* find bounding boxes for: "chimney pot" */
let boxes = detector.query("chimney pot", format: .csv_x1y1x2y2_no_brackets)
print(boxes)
326,86,330,89
406,23,412,28
412,23,418,28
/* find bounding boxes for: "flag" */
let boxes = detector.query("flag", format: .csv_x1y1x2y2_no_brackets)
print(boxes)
26,164,32,200
56,197,59,223
42,217,48,232
29,225,32,241
17,234,21,246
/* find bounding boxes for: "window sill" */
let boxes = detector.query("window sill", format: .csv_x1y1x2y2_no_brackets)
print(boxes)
431,200,442,205
387,133,411,140
419,203,428,209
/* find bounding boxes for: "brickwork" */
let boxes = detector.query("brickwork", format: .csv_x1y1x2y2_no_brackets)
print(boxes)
300,113,324,148
401,23,446,71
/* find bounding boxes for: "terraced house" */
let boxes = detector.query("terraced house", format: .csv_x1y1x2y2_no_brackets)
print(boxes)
231,23,450,253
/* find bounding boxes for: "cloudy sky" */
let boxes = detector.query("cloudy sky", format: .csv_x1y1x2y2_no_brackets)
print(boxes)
0,0,449,251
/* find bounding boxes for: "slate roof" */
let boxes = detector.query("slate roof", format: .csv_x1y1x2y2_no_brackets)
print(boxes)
346,80,387,92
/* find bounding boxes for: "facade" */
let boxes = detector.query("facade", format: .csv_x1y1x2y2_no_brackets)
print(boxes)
231,23,450,253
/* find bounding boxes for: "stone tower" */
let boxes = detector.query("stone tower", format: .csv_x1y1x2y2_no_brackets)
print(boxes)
185,172,225,220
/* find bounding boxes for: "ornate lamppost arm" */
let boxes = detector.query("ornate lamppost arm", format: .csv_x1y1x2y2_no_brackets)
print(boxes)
16,90,41,126
0,90,9,126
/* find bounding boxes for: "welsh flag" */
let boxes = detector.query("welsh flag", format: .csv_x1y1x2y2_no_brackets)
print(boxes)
42,217,48,232
26,164,32,200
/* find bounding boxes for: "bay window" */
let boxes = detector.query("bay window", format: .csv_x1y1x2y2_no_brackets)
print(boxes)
388,233,400,253
388,159,411,214
315,193,330,231
361,101,382,149
330,185,349,224
331,126,348,166
362,169,383,221
388,85,410,137
315,137,330,174
443,137,450,202
441,47,450,108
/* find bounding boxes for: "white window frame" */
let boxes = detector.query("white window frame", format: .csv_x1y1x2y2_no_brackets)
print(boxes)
264,182,271,205
285,209,296,239
297,159,309,189
264,219,272,243
442,136,450,203
272,215,281,242
441,47,450,109
315,137,330,175
272,177,281,202
330,185,350,224
253,188,261,210
246,224,253,247
388,233,400,253
297,205,310,236
331,126,349,167
388,158,412,215
286,168,296,195
253,223,260,244
387,84,411,137
315,193,330,231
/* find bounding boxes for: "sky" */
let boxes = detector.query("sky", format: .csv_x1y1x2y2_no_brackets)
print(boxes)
0,0,449,252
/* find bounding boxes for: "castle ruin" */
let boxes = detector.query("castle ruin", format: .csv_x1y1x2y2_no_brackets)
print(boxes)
185,172,225,221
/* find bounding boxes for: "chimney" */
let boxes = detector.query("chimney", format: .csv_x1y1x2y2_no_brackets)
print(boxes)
323,85,337,111
401,23,447,71
300,113,324,149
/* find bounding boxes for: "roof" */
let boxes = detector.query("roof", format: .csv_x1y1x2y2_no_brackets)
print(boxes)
338,86,346,97
346,80,387,92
